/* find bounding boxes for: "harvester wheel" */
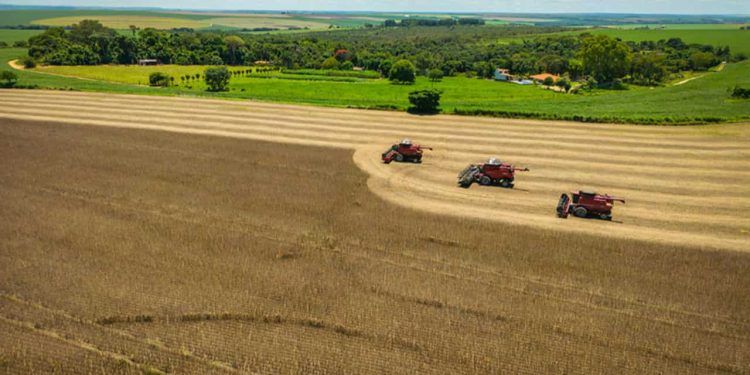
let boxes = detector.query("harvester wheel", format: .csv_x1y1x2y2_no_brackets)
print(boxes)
599,213,612,220
500,179,511,188
412,157,421,163
395,153,404,162
479,176,492,186
573,207,588,218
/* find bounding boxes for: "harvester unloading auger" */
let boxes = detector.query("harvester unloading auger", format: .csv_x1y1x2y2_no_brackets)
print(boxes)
556,190,625,220
457,158,529,188
382,139,432,164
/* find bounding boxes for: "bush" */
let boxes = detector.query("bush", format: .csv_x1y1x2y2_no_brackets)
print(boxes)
389,60,416,84
0,41,7,48
206,54,224,66
204,66,231,92
282,69,380,79
584,77,598,90
689,51,719,71
595,78,628,90
340,61,353,70
428,68,443,82
20,56,36,69
555,77,572,92
0,71,18,88
148,72,171,87
173,53,193,65
610,78,627,90
377,60,393,77
45,44,100,65
542,76,555,86
12,40,28,48
408,89,441,114
321,56,339,70
732,86,750,99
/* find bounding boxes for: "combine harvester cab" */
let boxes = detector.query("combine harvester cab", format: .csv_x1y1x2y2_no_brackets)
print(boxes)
457,157,529,188
382,139,432,164
556,190,625,220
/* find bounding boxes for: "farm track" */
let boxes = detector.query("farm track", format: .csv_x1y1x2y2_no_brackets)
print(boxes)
1,89,748,251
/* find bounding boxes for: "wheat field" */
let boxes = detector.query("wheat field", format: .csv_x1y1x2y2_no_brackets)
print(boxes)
1,90,749,373
0,90,748,251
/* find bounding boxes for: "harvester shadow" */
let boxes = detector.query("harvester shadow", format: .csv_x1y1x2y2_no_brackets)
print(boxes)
573,216,624,224
473,185,531,192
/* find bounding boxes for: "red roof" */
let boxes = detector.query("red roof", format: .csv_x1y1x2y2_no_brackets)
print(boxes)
530,73,560,82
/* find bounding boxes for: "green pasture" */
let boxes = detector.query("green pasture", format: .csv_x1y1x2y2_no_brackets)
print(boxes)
33,65,378,85
587,28,750,56
603,23,749,30
31,15,210,30
0,29,42,44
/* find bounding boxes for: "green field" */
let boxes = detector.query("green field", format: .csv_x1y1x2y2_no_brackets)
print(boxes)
29,14,336,30
30,15,211,30
588,28,750,55
0,9,379,31
603,23,749,30
4,47,748,125
0,29,42,44
0,9,184,26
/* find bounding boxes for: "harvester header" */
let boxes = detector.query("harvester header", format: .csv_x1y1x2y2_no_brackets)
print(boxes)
457,157,529,188
382,139,432,164
556,190,625,220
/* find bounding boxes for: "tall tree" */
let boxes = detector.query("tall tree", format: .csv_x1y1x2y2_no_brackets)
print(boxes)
223,35,245,65
204,66,230,92
389,60,416,84
580,35,632,83
631,52,668,85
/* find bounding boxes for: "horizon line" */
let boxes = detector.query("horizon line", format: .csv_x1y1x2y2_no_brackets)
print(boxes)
1,4,748,17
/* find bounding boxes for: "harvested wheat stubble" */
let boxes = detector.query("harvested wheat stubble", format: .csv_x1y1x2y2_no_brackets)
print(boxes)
0,90,748,252
0,118,749,373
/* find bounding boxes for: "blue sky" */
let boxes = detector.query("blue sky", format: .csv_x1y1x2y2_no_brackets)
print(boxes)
5,0,750,14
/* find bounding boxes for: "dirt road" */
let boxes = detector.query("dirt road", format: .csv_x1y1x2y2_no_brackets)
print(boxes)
1,89,748,251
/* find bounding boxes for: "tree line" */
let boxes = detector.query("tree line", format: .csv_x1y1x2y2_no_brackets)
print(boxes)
25,20,741,86
383,17,485,27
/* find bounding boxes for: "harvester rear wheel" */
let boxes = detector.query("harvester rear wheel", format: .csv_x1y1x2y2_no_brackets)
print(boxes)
500,179,511,188
479,176,492,186
599,213,612,220
395,153,404,162
574,207,588,218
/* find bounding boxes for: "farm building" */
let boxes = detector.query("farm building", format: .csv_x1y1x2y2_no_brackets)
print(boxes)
494,68,514,81
137,59,159,66
530,73,560,83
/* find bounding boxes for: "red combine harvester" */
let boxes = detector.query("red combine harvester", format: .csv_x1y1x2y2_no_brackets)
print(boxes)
382,139,432,164
556,190,625,220
457,158,529,188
